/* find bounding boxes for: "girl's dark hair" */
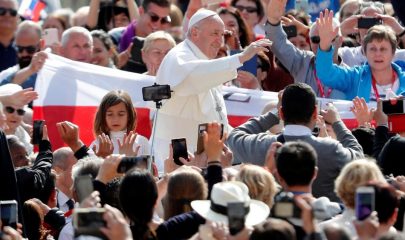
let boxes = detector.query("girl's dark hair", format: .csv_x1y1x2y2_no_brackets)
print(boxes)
119,169,158,239
217,7,254,48
93,90,136,137
23,200,50,240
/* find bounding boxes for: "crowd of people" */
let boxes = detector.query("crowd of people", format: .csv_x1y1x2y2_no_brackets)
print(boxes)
1,0,405,239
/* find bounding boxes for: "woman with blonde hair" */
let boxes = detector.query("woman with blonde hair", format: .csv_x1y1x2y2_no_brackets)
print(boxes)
236,164,279,208
319,159,386,237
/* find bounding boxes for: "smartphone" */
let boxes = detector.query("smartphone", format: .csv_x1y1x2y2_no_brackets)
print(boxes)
355,186,375,220
283,25,298,38
357,17,382,29
382,99,405,114
73,208,107,239
142,84,171,102
32,120,44,144
0,200,18,229
117,155,150,173
74,175,94,204
196,123,224,154
42,28,60,46
227,202,246,236
172,138,188,166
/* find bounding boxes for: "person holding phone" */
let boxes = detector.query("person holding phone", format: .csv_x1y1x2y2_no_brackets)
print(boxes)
316,9,405,102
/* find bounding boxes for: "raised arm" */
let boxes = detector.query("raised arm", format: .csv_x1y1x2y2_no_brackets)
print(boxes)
127,0,140,21
87,0,101,29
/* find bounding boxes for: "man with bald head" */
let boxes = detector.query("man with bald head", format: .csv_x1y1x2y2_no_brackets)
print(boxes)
0,0,19,72
0,20,44,89
152,8,270,172
52,147,77,213
266,0,345,99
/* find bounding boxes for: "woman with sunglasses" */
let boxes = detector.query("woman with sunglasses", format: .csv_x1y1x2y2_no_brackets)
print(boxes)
0,84,33,155
316,9,405,102
231,0,265,39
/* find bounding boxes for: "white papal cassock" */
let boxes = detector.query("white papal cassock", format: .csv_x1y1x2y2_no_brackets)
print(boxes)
152,39,242,173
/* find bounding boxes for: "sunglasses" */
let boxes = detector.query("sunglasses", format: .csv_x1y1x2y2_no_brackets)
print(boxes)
5,106,25,116
147,12,171,24
0,7,17,17
17,45,38,54
235,5,258,13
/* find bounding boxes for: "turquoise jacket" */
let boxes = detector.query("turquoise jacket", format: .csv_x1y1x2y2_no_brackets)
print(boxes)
315,46,405,102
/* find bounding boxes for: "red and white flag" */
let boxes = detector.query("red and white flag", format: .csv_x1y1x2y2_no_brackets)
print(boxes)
34,53,360,150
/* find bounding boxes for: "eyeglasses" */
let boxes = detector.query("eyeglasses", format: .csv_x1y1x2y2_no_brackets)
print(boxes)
310,36,320,44
147,12,171,25
17,45,38,54
0,7,17,17
235,5,258,13
5,106,25,116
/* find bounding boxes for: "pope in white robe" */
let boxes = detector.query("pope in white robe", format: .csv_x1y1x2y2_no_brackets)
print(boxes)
151,9,271,173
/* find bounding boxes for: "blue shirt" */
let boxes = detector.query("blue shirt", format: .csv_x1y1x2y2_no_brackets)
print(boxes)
286,0,340,22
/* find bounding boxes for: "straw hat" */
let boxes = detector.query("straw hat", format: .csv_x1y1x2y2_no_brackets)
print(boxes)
191,181,270,226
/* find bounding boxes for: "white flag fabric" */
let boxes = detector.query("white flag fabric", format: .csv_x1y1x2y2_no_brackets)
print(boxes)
34,53,361,149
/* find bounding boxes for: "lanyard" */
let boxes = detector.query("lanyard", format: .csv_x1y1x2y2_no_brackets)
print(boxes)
313,68,332,98
371,68,397,99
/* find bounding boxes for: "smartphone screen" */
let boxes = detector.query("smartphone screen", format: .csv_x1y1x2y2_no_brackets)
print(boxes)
196,123,224,154
382,100,405,114
357,18,382,29
172,138,188,166
142,84,171,101
74,175,94,204
74,208,107,239
42,28,60,46
117,156,150,173
227,202,246,235
355,186,375,220
0,200,18,229
32,120,44,144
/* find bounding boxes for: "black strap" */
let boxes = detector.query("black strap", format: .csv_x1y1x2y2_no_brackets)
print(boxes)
210,202,250,215
276,134,285,143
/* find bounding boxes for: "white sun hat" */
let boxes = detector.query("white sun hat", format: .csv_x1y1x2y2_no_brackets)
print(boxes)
191,181,270,226
188,8,217,30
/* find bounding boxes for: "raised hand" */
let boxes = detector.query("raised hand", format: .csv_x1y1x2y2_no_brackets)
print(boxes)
239,39,271,64
351,97,373,127
118,131,139,156
202,122,226,161
267,0,288,24
317,9,339,51
56,121,83,152
92,133,114,158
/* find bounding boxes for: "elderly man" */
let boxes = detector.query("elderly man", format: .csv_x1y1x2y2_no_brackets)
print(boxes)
0,21,43,89
152,9,270,172
60,26,93,63
0,0,19,72
266,0,345,99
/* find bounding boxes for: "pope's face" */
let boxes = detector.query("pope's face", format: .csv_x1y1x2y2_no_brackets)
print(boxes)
190,17,225,59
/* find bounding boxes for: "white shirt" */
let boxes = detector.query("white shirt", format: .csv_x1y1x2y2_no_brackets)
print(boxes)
90,130,150,156
283,125,313,136
152,39,242,173
57,189,70,213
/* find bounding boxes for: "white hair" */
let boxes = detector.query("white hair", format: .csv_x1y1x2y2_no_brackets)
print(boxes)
310,18,341,37
61,26,92,47
186,14,222,39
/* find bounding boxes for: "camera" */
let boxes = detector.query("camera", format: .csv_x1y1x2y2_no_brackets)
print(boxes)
272,192,301,219
0,200,18,229
117,155,150,173
171,138,188,166
382,99,405,115
142,84,171,102
196,123,224,154
73,208,107,239
227,202,247,236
